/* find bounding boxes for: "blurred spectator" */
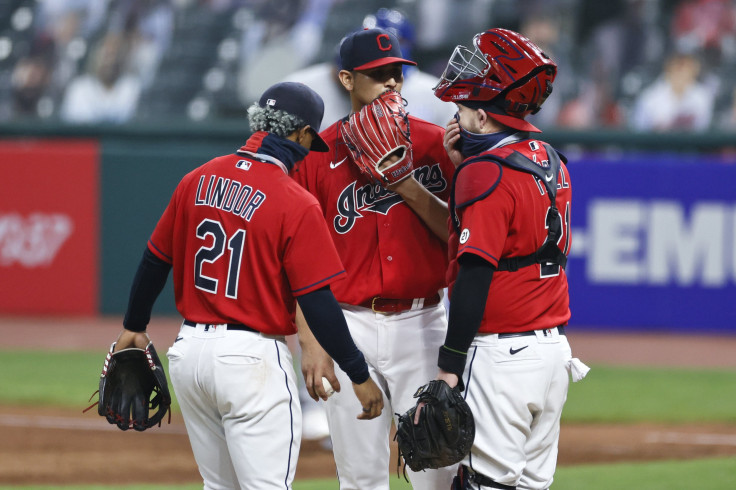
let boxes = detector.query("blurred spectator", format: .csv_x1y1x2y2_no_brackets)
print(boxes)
33,0,111,108
282,50,346,125
5,38,55,120
59,33,141,123
34,0,109,39
519,10,578,130
630,51,715,132
105,0,175,89
715,86,736,131
237,0,335,105
414,0,496,53
671,0,736,67
562,0,666,128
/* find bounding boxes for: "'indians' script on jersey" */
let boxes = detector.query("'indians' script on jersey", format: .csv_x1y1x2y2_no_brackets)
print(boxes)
293,117,455,305
334,163,447,234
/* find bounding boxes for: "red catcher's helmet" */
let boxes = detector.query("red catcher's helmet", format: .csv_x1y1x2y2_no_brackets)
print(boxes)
434,28,556,131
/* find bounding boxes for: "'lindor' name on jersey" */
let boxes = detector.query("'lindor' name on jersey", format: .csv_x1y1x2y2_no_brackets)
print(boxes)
194,174,266,221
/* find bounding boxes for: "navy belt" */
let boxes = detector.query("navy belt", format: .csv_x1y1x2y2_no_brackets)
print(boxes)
183,319,257,333
497,326,566,339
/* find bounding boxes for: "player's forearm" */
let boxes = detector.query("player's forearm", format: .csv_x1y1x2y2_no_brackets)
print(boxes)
294,303,318,347
438,253,493,385
123,248,172,332
390,177,449,241
297,288,370,384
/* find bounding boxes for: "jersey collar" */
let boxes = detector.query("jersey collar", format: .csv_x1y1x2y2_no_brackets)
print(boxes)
236,150,289,174
492,131,529,149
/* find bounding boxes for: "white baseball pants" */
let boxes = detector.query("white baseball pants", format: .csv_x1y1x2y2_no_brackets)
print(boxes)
167,322,300,489
462,327,573,490
324,302,457,490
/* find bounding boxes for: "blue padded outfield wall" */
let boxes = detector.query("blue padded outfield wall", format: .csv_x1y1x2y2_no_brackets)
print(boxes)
565,152,736,333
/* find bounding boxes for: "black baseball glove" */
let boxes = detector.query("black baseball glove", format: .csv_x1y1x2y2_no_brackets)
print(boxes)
86,341,171,431
395,380,475,472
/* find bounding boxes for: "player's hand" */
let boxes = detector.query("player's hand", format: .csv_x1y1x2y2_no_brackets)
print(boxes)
413,369,459,424
300,335,339,401
443,115,464,167
385,171,417,194
113,328,151,352
379,152,415,193
352,377,384,420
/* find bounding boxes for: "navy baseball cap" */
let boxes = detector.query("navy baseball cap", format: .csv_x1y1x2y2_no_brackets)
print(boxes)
339,28,417,71
258,82,329,152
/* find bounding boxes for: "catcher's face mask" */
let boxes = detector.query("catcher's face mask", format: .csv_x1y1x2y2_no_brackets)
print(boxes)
435,37,491,89
433,29,557,121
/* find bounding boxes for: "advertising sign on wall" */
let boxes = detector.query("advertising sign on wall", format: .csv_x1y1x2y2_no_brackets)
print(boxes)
0,139,99,314
566,152,736,332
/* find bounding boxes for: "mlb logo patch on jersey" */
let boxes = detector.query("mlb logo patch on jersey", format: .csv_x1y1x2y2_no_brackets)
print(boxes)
236,159,252,170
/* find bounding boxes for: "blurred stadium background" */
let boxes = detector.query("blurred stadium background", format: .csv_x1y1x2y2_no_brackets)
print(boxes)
1,2,736,488
1,0,735,334
2,0,736,128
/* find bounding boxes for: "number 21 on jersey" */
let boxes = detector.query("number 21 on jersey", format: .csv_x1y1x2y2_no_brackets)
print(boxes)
194,218,245,299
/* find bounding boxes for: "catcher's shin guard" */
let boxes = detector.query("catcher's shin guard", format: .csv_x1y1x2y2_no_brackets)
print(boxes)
451,465,469,489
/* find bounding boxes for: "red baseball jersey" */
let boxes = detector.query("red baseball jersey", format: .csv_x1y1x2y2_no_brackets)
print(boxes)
147,133,346,335
292,116,455,304
448,139,572,333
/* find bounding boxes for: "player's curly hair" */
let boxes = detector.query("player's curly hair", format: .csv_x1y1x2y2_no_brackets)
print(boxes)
247,103,306,138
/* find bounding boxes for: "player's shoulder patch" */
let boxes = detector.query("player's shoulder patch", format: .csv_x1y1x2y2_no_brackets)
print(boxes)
453,157,503,210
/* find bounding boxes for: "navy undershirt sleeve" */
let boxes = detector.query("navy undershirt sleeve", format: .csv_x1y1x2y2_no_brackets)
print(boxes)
438,253,494,390
123,248,172,332
297,287,370,384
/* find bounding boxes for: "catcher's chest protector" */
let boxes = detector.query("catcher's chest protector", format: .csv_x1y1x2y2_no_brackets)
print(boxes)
450,141,568,271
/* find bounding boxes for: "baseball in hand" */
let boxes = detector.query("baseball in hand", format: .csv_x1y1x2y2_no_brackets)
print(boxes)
321,377,335,398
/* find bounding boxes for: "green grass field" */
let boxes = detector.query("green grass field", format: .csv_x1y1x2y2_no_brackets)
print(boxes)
2,459,736,490
2,349,735,489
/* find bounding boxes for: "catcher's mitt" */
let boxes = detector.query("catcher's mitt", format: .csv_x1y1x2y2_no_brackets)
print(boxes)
85,341,171,431
394,380,475,473
341,90,414,186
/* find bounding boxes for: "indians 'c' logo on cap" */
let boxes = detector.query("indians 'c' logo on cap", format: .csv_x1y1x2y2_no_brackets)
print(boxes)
376,33,392,51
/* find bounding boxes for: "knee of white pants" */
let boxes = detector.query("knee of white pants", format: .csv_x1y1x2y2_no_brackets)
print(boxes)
324,368,392,489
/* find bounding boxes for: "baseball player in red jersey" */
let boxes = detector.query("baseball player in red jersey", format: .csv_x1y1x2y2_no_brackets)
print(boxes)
109,81,383,489
415,29,590,489
292,28,457,489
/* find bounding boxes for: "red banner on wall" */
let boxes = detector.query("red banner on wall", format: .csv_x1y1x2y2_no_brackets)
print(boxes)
0,139,99,314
